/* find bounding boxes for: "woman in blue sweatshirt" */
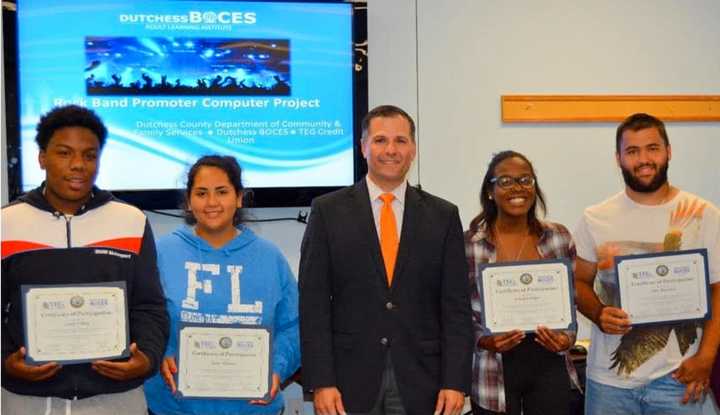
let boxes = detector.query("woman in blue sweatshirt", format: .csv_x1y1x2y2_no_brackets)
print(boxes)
145,155,300,415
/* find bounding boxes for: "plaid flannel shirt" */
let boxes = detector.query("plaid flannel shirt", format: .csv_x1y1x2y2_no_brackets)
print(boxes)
465,221,581,412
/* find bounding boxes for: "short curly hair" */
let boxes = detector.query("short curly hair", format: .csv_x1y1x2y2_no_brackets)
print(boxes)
35,105,108,151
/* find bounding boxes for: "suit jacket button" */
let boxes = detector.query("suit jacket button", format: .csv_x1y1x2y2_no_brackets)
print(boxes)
380,337,389,346
385,302,394,310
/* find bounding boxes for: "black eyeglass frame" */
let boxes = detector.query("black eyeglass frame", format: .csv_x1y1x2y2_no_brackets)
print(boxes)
490,175,536,189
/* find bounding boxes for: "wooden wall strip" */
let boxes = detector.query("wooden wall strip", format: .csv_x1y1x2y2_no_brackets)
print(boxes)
501,95,720,123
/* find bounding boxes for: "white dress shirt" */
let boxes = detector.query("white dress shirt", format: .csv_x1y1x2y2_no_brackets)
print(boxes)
366,175,406,241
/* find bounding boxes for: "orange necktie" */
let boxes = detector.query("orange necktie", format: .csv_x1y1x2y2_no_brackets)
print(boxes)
380,193,399,285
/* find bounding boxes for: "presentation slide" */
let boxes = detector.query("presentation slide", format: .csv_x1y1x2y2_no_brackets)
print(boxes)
18,1,354,191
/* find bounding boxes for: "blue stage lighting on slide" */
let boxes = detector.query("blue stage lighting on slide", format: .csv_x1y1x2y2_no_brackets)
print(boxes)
139,38,165,56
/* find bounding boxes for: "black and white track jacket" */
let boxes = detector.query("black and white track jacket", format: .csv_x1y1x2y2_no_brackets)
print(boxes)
1,186,169,399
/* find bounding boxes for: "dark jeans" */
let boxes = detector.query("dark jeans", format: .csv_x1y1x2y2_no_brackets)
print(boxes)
501,335,570,415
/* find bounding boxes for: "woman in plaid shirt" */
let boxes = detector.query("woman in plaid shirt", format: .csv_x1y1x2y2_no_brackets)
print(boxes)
465,151,579,415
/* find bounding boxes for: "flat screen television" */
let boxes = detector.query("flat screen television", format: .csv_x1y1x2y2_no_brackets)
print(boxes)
4,0,367,209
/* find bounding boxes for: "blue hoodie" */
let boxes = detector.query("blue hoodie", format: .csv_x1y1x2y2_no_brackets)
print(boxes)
145,225,300,415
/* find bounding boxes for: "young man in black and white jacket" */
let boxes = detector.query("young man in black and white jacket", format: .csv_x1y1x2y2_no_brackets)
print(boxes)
1,105,169,414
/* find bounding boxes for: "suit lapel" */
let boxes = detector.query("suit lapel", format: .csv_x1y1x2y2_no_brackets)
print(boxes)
350,179,387,285
391,184,420,291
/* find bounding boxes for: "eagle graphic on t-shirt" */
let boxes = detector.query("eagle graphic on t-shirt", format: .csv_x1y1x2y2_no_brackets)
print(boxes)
595,198,707,375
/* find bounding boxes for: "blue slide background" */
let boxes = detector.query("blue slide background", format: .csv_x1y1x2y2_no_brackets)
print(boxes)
18,0,354,190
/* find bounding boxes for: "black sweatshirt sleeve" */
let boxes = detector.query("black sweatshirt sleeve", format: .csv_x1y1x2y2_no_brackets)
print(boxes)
128,220,169,377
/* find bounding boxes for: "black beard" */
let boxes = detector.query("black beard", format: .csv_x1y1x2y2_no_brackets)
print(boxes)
621,161,669,193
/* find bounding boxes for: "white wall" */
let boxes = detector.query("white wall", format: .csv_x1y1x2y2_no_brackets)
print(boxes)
368,0,720,232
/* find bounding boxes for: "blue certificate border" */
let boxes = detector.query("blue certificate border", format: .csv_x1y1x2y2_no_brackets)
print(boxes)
21,281,130,365
176,322,273,401
614,248,711,327
477,257,576,334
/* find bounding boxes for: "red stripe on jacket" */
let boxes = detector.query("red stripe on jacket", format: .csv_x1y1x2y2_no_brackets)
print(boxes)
1,240,54,259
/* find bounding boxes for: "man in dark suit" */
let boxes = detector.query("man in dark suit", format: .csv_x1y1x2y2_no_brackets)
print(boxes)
299,105,473,415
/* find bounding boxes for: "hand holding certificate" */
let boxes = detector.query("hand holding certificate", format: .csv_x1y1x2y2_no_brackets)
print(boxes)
478,259,576,334
177,325,272,400
91,342,151,380
22,282,129,365
3,347,62,382
615,249,710,326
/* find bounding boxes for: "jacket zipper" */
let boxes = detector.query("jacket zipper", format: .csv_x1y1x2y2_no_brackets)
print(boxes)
63,214,72,248
59,212,79,399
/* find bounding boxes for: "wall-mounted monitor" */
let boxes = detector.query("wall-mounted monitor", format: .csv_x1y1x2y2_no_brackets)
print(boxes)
5,0,367,208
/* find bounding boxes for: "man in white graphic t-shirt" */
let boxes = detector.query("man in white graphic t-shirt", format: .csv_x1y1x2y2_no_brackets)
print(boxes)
574,113,720,415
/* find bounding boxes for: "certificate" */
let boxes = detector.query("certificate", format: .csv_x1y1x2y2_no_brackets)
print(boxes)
478,258,575,334
22,282,129,364
177,325,272,400
615,249,710,326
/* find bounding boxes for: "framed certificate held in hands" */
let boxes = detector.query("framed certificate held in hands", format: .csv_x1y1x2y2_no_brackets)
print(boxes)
478,258,575,334
614,248,710,326
176,324,272,400
22,282,130,365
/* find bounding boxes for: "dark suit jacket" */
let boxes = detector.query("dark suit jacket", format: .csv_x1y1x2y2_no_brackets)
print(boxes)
299,179,473,414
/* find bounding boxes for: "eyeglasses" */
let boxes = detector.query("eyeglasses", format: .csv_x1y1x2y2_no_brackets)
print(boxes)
490,175,536,189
